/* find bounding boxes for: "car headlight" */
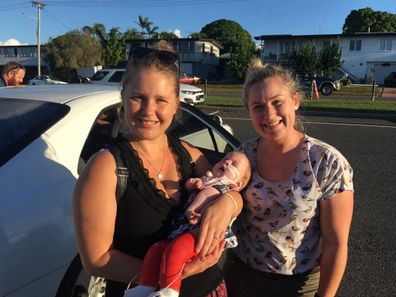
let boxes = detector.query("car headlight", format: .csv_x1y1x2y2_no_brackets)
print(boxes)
181,90,194,95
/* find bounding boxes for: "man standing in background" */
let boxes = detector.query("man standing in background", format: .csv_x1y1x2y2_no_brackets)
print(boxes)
0,61,26,86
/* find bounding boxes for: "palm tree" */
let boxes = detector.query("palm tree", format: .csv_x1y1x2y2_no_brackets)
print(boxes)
136,16,152,37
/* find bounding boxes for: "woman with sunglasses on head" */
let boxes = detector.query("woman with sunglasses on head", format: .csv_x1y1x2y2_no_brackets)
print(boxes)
223,59,354,297
73,41,242,297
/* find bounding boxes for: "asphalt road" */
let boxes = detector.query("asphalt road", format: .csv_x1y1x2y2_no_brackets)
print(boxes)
200,107,396,297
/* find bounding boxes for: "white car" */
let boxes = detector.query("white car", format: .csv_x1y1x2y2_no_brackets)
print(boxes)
89,69,205,105
0,84,238,297
29,75,68,85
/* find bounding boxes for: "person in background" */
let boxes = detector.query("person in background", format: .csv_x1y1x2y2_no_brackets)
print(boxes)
0,61,26,86
73,41,242,297
223,59,354,297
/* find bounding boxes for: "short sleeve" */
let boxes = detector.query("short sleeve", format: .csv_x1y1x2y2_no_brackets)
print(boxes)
316,150,354,200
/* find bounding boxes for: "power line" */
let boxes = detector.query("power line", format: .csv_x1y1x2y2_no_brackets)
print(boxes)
44,0,245,8
43,7,71,31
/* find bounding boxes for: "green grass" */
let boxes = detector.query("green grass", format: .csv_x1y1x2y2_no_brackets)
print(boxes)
201,84,396,113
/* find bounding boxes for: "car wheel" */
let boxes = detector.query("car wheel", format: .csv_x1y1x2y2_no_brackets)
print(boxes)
320,84,333,96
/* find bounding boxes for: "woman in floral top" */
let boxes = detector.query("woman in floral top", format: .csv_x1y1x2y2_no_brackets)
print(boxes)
223,60,354,297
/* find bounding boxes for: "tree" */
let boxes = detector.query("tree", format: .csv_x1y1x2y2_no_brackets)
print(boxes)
200,19,256,80
318,43,341,75
136,15,151,36
135,16,158,38
123,28,144,41
43,30,103,81
343,8,396,33
85,24,126,67
288,44,318,75
154,31,179,39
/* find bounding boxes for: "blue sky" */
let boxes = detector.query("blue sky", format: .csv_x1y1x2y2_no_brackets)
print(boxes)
0,0,395,45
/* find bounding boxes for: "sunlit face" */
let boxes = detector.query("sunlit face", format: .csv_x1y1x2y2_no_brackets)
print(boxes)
6,69,25,86
121,68,179,141
212,152,249,183
247,76,300,144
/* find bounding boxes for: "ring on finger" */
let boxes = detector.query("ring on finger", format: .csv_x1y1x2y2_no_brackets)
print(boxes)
214,235,222,241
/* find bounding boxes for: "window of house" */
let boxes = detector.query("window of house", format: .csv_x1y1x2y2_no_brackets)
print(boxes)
379,40,392,51
322,40,331,48
201,43,205,53
349,40,362,51
280,41,296,54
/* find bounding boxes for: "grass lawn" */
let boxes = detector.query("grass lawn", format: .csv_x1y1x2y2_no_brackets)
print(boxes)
201,84,396,113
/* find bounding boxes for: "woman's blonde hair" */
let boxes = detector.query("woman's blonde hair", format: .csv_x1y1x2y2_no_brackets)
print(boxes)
243,58,304,131
121,40,180,96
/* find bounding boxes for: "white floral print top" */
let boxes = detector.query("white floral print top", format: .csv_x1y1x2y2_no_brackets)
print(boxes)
233,135,354,275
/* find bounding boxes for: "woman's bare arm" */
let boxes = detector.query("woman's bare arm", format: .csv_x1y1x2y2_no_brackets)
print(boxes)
73,150,142,283
318,191,354,297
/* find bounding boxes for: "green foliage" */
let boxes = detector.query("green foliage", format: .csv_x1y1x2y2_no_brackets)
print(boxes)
289,44,318,74
153,31,179,39
200,19,256,81
43,29,103,81
188,32,207,39
343,7,396,33
319,43,342,75
124,28,144,40
136,15,158,38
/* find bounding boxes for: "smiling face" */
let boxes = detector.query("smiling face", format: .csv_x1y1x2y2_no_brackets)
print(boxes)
247,76,301,145
121,68,179,141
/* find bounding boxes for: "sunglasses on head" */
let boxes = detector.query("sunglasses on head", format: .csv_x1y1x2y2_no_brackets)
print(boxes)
130,47,179,67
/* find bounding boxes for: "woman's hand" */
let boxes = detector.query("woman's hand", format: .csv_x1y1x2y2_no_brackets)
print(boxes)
182,240,226,279
195,192,242,258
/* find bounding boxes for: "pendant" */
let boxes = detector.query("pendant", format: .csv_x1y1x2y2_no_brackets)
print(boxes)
158,173,163,180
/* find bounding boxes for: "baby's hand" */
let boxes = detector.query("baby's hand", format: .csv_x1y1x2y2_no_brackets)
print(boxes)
185,210,201,225
185,178,203,191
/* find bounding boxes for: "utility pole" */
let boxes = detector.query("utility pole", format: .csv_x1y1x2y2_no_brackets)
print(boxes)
31,1,46,76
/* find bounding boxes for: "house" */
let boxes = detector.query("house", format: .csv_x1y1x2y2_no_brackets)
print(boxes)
126,38,222,80
255,32,396,84
0,44,49,81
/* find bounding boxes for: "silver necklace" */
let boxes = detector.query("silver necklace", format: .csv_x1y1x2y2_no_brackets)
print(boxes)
133,137,166,180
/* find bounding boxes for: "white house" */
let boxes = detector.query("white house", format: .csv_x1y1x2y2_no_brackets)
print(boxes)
126,38,222,79
255,32,396,84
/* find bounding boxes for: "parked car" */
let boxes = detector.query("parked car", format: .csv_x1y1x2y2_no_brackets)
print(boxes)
29,75,68,85
89,69,205,105
179,72,202,85
0,84,239,297
384,72,396,87
299,73,342,96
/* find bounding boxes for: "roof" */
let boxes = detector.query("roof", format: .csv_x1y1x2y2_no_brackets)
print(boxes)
127,38,223,49
255,32,396,40
0,84,120,104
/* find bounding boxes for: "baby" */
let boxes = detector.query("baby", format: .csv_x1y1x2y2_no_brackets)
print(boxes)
124,151,251,297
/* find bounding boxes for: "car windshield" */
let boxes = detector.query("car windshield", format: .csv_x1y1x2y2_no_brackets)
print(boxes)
90,71,109,81
0,98,70,166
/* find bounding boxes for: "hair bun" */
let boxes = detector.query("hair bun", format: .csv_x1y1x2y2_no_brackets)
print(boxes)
248,58,266,71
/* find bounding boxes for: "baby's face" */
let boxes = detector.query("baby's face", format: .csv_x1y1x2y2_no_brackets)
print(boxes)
212,152,249,182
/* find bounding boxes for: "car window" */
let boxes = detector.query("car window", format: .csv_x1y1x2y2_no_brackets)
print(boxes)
0,98,70,166
168,109,233,157
108,71,125,83
90,71,109,81
79,105,122,174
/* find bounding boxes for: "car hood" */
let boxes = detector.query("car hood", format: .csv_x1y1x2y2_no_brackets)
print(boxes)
180,83,202,91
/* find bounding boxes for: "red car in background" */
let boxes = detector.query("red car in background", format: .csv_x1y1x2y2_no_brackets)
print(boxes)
179,72,202,85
